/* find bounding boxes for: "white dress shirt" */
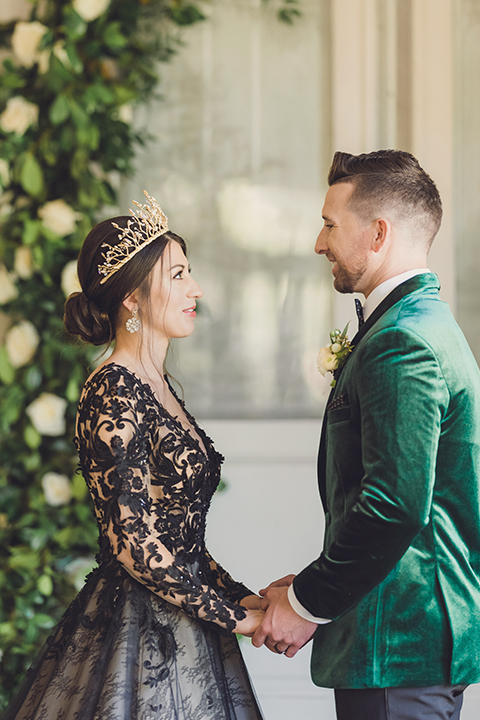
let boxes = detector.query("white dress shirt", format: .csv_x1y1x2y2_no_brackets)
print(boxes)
287,268,431,624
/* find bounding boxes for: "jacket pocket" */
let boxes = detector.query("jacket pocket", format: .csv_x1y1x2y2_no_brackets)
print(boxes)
327,405,351,424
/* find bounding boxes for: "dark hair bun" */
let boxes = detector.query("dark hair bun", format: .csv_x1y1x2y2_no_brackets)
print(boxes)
64,292,113,346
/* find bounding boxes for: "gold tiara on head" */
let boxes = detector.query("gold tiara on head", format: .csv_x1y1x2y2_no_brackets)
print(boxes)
98,190,169,284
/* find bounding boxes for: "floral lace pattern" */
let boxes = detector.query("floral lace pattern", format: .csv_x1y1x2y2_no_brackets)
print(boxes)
4,364,263,720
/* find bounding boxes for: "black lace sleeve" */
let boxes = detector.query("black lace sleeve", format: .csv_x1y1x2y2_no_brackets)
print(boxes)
76,367,247,633
203,549,254,604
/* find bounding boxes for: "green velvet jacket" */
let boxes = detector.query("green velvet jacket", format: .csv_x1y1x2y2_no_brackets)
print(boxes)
293,273,480,689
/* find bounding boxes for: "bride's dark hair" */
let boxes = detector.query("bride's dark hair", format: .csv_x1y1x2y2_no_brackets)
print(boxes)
64,216,186,346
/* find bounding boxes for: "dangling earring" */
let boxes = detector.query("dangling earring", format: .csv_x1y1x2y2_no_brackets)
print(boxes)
126,308,141,333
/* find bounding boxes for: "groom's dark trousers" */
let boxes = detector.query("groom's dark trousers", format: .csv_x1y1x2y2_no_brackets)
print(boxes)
334,685,467,720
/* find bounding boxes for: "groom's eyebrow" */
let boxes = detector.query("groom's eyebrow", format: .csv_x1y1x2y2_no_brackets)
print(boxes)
322,214,334,222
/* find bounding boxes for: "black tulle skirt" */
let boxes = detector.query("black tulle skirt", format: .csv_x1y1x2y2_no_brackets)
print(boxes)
2,567,264,720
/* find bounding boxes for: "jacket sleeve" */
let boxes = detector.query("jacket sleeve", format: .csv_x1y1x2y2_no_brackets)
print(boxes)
85,384,248,633
293,326,450,620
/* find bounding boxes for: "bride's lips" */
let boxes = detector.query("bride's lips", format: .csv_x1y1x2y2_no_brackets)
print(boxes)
183,306,196,317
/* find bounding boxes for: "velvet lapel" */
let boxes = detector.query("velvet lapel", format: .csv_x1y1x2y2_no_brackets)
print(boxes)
317,272,440,509
334,272,440,385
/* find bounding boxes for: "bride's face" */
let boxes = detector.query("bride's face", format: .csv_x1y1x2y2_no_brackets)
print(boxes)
145,240,203,341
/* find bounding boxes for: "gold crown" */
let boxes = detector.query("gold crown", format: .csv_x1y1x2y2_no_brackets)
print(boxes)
98,190,169,284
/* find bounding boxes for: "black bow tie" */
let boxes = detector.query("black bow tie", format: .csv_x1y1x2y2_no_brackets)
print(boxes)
355,298,364,329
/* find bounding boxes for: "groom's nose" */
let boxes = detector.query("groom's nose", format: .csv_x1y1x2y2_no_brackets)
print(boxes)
315,229,329,255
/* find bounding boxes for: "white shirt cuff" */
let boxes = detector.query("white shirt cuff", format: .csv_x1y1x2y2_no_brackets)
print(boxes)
287,584,331,624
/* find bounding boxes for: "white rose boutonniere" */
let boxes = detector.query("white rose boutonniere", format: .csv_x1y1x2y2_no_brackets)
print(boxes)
316,324,352,388
26,392,68,436
0,96,39,136
41,472,72,507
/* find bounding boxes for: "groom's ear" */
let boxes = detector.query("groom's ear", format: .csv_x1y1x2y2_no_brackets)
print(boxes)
371,218,390,253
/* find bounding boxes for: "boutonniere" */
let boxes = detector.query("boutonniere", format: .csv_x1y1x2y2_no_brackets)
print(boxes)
316,323,353,388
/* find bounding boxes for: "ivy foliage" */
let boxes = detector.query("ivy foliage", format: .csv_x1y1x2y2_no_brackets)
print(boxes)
0,0,206,707
0,0,299,709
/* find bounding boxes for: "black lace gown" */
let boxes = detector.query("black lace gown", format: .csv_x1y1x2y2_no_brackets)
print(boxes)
4,364,264,720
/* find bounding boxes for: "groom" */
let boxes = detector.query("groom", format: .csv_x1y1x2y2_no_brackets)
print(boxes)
253,150,480,719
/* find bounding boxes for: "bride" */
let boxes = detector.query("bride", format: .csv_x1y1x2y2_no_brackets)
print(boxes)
4,192,265,719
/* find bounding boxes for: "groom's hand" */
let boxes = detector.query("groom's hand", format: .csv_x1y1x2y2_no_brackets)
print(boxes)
259,573,296,601
251,585,317,658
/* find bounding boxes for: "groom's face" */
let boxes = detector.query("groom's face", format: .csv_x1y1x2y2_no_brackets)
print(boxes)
315,182,374,295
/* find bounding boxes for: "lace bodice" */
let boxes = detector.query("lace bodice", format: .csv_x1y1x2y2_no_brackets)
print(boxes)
75,364,250,632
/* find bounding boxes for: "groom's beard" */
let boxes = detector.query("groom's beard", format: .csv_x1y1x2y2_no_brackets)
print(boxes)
333,261,366,294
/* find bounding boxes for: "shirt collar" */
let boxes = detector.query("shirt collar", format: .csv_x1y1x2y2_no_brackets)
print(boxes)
362,269,431,321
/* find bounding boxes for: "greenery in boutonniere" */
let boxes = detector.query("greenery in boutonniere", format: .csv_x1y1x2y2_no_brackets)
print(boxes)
316,324,353,388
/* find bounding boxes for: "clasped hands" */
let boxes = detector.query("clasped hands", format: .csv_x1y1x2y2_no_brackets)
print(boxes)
238,574,317,659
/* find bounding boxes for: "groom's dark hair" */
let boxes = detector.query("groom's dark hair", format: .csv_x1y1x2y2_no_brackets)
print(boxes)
328,150,442,248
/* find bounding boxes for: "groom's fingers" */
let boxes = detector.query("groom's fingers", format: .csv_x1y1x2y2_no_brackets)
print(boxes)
251,624,268,648
259,574,296,596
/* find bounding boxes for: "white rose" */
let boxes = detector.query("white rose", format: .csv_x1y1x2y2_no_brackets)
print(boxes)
5,320,39,368
315,347,329,376
38,199,82,237
316,347,338,376
14,246,34,279
11,21,48,68
61,259,81,297
0,199,13,219
41,472,72,506
0,263,18,304
0,97,39,136
26,392,67,436
323,353,339,372
37,49,51,74
0,158,10,188
118,104,133,124
73,0,111,22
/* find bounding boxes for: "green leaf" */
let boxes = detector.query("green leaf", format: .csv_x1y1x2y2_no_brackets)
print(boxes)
65,44,83,74
37,575,53,597
20,154,44,198
49,94,70,125
32,613,56,629
68,98,89,129
104,22,128,50
65,377,80,403
71,472,87,501
22,219,41,246
23,453,41,472
24,366,42,391
63,7,87,41
0,346,14,386
8,550,40,571
24,425,41,450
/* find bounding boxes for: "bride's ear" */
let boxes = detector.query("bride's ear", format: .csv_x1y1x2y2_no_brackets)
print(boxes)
122,291,139,313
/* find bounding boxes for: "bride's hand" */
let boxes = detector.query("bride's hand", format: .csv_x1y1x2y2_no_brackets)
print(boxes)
239,594,263,610
235,609,265,637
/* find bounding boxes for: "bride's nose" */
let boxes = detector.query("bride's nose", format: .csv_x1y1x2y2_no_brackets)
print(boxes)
188,278,203,298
